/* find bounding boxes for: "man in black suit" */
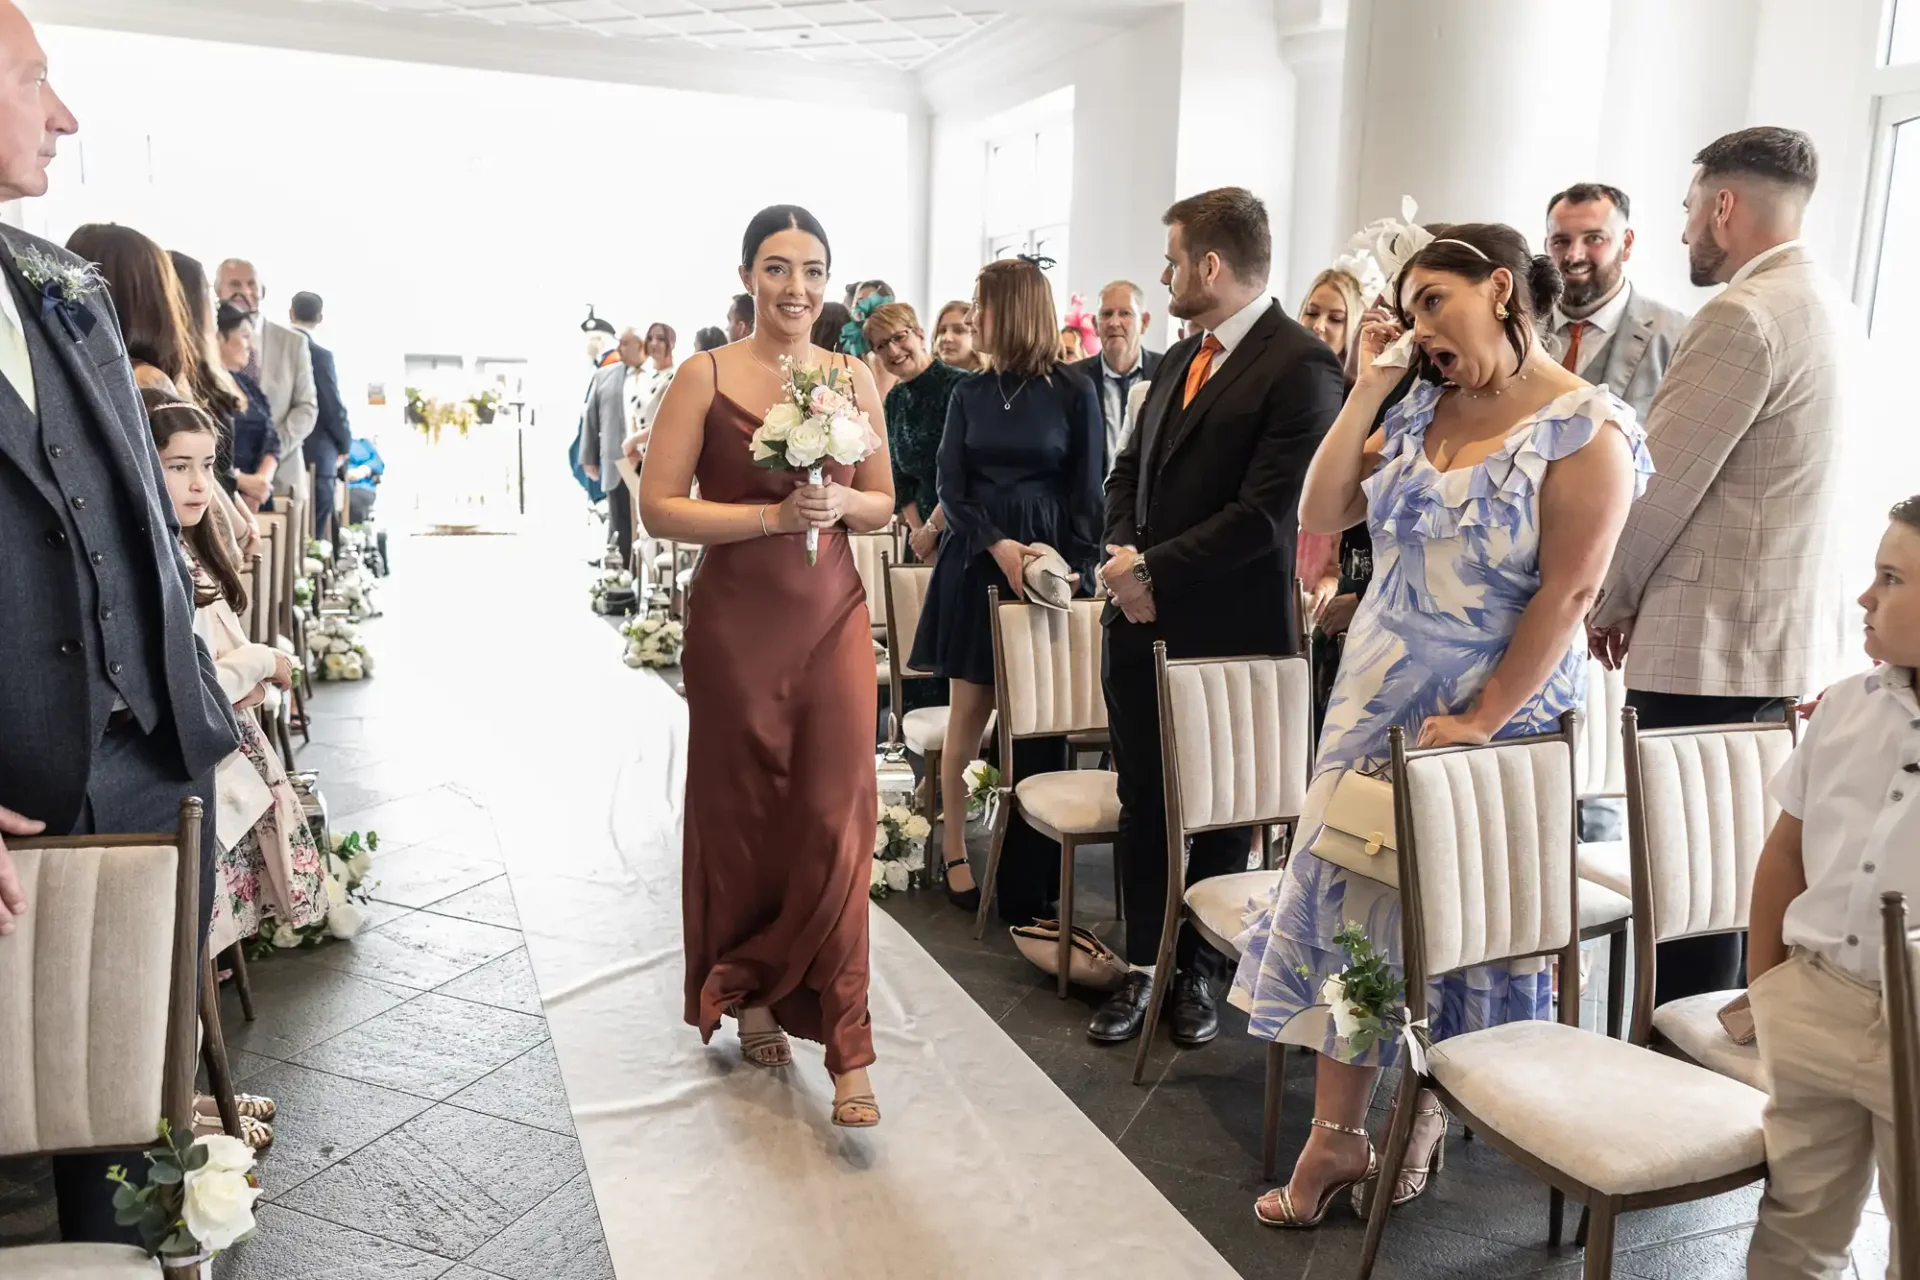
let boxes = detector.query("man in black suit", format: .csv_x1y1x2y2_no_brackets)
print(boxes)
0,0,238,1241
1089,187,1345,1046
291,290,351,540
1070,279,1162,474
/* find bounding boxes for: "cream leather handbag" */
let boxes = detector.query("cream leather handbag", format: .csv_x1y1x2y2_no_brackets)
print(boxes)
1303,769,1400,888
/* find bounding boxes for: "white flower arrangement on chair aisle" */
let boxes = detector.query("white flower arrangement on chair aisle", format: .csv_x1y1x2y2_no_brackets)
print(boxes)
961,759,1002,826
621,612,685,668
308,616,373,681
105,1121,262,1271
1305,923,1436,1068
870,801,931,900
589,567,633,614
748,357,880,565
256,828,379,953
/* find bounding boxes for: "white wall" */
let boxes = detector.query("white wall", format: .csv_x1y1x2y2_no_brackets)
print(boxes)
1282,28,1348,308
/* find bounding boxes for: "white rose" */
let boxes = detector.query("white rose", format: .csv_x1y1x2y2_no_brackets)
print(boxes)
868,859,885,888
343,660,365,681
324,870,346,907
886,805,913,827
1320,974,1365,1042
962,761,985,791
884,860,910,892
761,401,803,441
330,831,348,852
345,851,372,885
323,653,348,677
326,900,365,940
903,815,931,841
783,419,827,469
825,413,870,466
623,649,645,669
271,924,301,949
181,1165,263,1252
873,824,889,856
193,1133,254,1176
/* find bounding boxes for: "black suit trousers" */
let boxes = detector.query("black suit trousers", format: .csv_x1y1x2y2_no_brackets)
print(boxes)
1626,688,1791,1005
1105,620,1248,974
51,719,217,1246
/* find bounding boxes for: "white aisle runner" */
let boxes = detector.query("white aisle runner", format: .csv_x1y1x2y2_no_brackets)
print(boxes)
479,553,1239,1280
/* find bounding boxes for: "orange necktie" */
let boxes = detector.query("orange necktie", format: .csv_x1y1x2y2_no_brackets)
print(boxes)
1183,334,1225,408
1561,321,1587,373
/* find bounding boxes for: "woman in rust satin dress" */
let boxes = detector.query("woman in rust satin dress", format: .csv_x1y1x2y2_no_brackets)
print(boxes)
640,206,894,1128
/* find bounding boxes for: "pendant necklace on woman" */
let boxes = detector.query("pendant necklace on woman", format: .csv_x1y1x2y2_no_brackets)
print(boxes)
994,372,1025,411
1461,361,1532,401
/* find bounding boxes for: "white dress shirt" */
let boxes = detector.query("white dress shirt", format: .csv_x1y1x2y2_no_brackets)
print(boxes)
1200,294,1270,380
0,273,36,415
1729,238,1805,289
1550,281,1633,378
1771,663,1920,982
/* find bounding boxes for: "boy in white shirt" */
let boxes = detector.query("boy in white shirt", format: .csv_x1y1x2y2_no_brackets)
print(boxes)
1746,496,1920,1278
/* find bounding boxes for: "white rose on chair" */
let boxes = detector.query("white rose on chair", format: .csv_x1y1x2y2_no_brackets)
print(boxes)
181,1140,264,1251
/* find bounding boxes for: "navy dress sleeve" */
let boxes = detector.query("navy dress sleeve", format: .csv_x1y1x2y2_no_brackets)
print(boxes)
935,384,1003,556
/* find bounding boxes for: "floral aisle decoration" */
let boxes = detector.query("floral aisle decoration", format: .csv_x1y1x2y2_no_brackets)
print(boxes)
254,829,379,953
308,617,372,682
105,1121,262,1274
589,567,634,615
1306,923,1436,1069
961,759,1001,825
748,357,881,565
870,801,930,899
621,612,684,668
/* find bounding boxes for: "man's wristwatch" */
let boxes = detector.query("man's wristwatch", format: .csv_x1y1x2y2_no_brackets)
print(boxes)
1131,557,1152,586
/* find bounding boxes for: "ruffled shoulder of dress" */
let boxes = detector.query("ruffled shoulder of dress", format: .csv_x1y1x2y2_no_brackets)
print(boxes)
1374,378,1446,464
1521,384,1654,498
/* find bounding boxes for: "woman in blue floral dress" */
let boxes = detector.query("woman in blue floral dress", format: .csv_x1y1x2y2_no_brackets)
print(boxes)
1236,224,1653,1228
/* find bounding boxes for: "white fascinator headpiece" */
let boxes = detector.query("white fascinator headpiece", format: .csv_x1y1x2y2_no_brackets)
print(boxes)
1343,195,1434,370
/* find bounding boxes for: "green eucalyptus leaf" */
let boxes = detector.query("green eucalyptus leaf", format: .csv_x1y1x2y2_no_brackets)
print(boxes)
184,1143,209,1172
148,1162,182,1185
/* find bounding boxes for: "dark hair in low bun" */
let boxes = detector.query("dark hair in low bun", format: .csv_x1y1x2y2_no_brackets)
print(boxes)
740,204,831,272
1394,221,1551,383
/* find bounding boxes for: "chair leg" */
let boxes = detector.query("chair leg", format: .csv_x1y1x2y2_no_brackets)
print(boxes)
924,747,942,823
1261,1039,1288,1179
1581,1200,1616,1278
1575,1203,1591,1248
1549,1188,1566,1247
1259,824,1274,871
223,943,256,1022
1056,838,1076,999
198,952,241,1140
1605,927,1627,1039
1112,843,1125,922
1131,901,1182,1084
1357,1055,1422,1279
972,794,1012,940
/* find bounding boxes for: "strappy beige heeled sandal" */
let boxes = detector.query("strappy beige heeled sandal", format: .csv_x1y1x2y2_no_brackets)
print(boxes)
1353,1104,1448,1212
1255,1119,1377,1228
728,1007,792,1068
828,1073,880,1129
197,1092,276,1123
193,1110,273,1152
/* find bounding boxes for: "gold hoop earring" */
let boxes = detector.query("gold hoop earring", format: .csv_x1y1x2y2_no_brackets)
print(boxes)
1495,302,1510,321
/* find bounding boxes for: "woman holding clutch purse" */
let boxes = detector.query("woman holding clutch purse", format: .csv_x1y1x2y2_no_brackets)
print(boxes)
1231,222,1652,1227
907,256,1104,916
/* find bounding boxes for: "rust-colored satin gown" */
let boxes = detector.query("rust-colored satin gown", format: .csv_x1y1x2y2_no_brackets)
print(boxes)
680,376,877,1075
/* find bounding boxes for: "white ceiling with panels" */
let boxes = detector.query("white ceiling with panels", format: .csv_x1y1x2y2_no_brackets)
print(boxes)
300,0,1010,69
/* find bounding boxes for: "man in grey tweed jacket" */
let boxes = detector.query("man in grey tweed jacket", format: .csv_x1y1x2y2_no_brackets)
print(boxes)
1588,126,1864,1002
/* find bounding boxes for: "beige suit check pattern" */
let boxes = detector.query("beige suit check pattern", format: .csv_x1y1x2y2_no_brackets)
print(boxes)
1591,246,1859,697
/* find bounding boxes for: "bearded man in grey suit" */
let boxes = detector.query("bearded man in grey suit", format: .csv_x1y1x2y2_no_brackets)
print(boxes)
1588,126,1862,1004
0,0,238,1245
1542,182,1689,424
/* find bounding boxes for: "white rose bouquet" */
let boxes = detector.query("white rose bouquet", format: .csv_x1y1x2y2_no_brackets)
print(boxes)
308,618,373,681
1304,923,1436,1070
870,800,931,900
748,356,880,565
106,1120,263,1266
621,611,685,668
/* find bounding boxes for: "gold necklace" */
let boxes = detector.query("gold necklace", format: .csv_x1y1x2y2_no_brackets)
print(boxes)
1459,362,1533,400
746,341,809,381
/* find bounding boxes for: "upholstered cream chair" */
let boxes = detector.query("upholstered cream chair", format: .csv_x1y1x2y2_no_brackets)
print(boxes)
1882,892,1920,1279
0,800,204,1280
1355,721,1769,1280
1623,713,1797,1090
1133,643,1311,1094
972,589,1114,992
848,526,898,647
1573,660,1634,1036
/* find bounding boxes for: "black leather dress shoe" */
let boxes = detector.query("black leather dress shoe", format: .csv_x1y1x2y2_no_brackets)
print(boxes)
1088,970,1155,1043
1168,971,1220,1047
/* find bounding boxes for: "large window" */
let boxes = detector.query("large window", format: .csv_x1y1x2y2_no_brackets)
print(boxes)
1888,0,1920,64
983,117,1073,301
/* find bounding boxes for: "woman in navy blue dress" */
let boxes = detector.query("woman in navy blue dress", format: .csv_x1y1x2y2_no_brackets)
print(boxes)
216,301,280,513
907,257,1103,913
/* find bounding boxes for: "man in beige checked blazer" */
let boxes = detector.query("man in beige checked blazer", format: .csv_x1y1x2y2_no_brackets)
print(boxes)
1588,126,1863,1003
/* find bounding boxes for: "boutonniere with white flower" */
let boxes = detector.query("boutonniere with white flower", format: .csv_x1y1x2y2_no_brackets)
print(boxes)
106,1120,263,1269
748,357,880,566
870,801,931,899
1305,923,1437,1071
15,245,104,341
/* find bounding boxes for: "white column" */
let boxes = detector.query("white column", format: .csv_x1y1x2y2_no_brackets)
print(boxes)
1282,27,1348,309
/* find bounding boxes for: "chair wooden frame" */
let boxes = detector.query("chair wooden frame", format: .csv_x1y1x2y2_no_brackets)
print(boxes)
1881,891,1920,1279
1355,715,1770,1279
880,554,931,749
971,587,1115,993
4,799,204,1162
1133,640,1309,1086
1622,710,1799,1052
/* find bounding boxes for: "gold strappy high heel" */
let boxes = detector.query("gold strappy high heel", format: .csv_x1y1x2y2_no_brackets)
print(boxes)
728,1006,792,1068
1254,1119,1377,1228
1353,1104,1449,1213
828,1073,880,1129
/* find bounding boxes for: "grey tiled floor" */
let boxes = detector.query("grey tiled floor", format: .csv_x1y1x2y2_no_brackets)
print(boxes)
878,842,1894,1280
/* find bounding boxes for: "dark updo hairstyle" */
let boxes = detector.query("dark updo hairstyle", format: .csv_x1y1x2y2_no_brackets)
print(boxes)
1393,221,1561,385
811,301,853,353
739,204,832,272
142,386,247,613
